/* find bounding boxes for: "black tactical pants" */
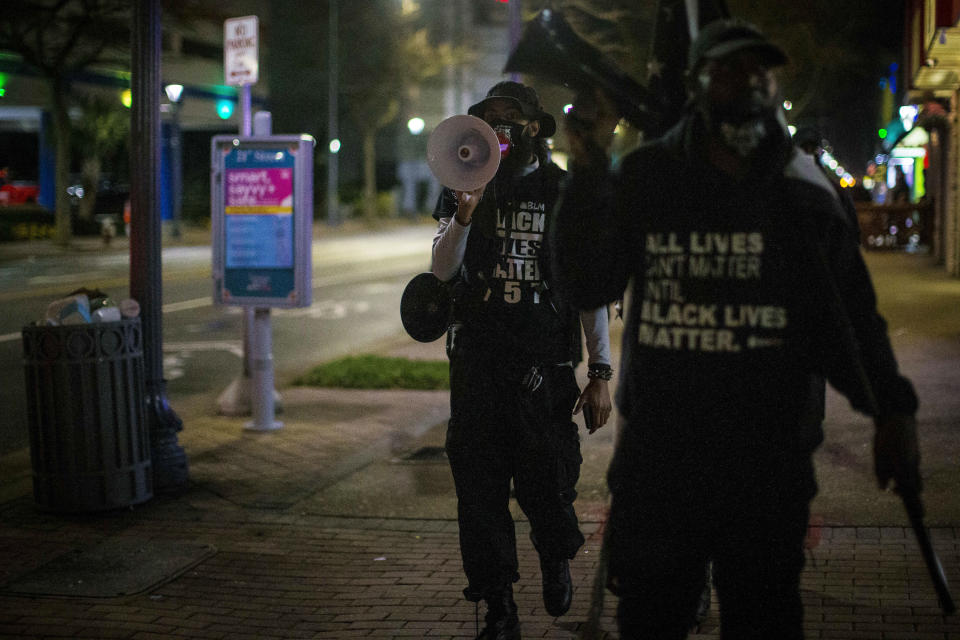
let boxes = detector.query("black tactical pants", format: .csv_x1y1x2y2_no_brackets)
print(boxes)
445,352,584,600
606,435,817,639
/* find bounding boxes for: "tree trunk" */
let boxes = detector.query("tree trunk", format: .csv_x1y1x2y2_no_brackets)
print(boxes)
362,128,377,219
78,156,101,222
50,76,73,246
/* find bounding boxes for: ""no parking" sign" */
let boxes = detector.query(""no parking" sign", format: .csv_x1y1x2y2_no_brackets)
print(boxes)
224,15,259,87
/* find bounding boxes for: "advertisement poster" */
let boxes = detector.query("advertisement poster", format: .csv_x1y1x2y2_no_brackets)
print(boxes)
222,147,296,300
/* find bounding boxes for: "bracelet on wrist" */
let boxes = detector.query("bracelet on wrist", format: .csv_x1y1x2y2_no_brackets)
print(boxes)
587,364,613,381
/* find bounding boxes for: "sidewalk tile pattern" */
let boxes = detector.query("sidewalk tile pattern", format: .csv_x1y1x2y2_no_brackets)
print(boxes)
1,498,958,639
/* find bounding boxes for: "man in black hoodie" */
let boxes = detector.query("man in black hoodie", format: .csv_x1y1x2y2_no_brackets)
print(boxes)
551,19,920,640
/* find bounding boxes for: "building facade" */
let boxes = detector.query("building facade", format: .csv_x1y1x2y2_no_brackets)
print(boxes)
904,0,960,276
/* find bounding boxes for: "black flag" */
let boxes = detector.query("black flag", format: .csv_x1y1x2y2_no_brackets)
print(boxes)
646,0,730,137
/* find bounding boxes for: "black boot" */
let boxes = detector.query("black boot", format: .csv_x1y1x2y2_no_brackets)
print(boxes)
539,555,572,617
476,586,521,640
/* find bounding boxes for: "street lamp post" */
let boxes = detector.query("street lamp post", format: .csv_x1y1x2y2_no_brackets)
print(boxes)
131,0,188,491
327,0,339,226
164,83,183,238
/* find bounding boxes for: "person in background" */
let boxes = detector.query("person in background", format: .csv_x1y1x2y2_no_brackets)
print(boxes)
890,165,911,204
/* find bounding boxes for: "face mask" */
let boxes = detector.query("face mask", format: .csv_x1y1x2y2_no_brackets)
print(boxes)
489,119,529,165
717,117,769,157
699,93,778,158
696,61,779,157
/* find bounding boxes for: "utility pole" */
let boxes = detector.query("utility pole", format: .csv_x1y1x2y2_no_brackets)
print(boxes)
165,83,183,238
130,0,188,491
508,0,522,81
327,0,340,226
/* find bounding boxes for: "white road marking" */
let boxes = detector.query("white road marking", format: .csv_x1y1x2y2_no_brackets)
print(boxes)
163,340,244,358
161,341,245,380
163,354,186,381
274,300,371,320
163,297,213,313
28,272,113,285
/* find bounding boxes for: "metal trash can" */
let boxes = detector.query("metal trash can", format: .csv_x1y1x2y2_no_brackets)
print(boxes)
21,318,153,512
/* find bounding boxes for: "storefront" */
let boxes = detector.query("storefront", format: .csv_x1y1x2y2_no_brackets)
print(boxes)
903,0,960,275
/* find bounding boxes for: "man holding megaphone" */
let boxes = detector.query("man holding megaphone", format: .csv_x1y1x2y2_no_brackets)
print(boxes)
429,81,613,640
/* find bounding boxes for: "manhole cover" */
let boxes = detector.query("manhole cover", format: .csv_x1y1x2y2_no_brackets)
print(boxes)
2,538,216,598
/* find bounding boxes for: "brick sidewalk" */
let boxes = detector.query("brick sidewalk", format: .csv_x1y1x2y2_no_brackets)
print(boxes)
1,390,957,640
0,495,957,639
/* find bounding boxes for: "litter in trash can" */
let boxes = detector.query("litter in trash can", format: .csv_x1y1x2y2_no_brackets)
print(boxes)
23,290,152,512
44,293,91,325
42,288,139,326
92,306,122,322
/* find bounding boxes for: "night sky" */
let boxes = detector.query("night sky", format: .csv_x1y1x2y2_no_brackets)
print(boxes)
729,0,906,168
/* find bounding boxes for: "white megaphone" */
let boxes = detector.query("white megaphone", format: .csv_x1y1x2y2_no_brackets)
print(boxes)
426,115,501,192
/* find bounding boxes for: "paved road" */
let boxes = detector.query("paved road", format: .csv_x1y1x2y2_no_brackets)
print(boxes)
0,224,437,453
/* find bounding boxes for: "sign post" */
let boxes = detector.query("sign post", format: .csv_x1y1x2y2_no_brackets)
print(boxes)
216,14,312,432
211,134,315,430
218,15,259,420
224,16,256,138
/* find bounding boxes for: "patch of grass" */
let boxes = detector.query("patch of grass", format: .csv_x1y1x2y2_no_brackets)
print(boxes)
293,354,449,390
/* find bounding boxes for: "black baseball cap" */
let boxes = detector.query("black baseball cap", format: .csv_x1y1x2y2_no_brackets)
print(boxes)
688,18,788,73
467,81,557,138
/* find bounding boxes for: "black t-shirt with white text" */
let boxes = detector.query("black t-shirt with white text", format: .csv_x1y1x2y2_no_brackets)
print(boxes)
435,162,577,364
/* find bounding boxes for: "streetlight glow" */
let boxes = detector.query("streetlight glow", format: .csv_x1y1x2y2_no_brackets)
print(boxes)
329,138,341,154
407,117,425,135
216,99,234,119
164,83,184,103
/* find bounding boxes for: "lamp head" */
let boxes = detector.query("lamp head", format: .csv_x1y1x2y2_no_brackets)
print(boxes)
164,84,184,103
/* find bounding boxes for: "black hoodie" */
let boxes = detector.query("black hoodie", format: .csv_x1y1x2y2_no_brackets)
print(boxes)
552,112,916,470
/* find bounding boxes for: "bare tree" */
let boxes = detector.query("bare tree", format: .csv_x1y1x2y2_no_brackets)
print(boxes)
341,0,463,219
0,0,129,245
